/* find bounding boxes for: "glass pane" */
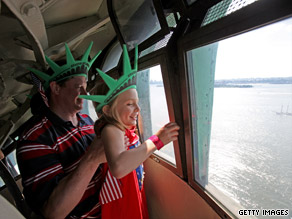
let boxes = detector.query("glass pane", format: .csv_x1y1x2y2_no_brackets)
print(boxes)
113,0,161,49
187,17,292,217
185,0,198,6
137,65,176,165
187,43,217,186
81,97,98,121
6,151,20,177
101,42,122,73
0,150,20,188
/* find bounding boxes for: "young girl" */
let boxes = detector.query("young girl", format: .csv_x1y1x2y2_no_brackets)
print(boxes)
80,45,179,219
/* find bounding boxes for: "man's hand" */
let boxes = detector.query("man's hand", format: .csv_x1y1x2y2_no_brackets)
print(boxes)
89,137,106,163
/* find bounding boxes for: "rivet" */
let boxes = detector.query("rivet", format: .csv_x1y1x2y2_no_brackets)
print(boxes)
21,3,37,17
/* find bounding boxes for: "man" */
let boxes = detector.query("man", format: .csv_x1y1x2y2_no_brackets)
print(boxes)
17,42,106,218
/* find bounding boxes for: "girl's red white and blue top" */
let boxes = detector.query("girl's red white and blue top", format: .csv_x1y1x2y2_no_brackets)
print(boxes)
99,128,149,219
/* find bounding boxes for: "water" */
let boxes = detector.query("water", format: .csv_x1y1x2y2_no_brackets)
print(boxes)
149,83,292,217
209,84,292,218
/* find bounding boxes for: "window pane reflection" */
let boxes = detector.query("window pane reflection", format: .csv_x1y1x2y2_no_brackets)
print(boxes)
113,0,161,49
137,65,176,165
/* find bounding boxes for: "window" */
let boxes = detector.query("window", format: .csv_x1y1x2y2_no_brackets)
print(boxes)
101,42,122,73
185,0,198,6
81,96,98,121
186,18,292,217
137,65,176,165
0,150,20,188
109,0,169,51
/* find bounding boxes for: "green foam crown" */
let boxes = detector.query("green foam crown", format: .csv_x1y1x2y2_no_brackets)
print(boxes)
29,42,101,89
79,44,138,112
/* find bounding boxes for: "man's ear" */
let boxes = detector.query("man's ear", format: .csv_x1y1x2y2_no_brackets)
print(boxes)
102,105,111,116
49,81,60,95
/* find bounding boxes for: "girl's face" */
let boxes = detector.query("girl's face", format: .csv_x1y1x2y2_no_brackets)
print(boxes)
113,88,140,129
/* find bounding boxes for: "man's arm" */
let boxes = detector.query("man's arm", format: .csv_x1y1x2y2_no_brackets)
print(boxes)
41,137,105,219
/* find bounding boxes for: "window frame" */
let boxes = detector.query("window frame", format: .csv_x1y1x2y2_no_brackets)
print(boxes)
176,0,222,21
138,52,184,178
178,0,292,218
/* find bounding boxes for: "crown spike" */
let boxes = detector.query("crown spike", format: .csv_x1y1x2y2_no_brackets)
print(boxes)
89,50,102,67
79,94,105,103
123,44,132,76
65,43,76,65
45,56,60,74
79,44,138,112
28,42,101,90
97,69,117,88
81,41,93,63
29,68,51,82
133,45,138,72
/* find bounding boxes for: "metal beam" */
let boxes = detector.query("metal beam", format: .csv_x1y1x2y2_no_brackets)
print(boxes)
44,16,111,59
2,0,48,68
0,120,14,148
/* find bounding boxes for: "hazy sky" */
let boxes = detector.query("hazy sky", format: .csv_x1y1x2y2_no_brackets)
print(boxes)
149,17,292,81
149,65,162,81
215,17,292,79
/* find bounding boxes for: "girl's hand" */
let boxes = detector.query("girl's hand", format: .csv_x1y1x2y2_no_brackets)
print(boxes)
155,122,180,145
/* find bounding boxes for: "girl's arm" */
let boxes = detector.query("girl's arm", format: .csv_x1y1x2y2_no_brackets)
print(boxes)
101,122,179,179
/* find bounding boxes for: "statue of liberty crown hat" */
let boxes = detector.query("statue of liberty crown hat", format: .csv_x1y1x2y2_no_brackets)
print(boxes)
29,42,102,89
79,44,138,113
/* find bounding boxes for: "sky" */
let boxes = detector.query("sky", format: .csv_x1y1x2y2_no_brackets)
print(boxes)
149,17,292,81
149,65,163,81
215,17,292,80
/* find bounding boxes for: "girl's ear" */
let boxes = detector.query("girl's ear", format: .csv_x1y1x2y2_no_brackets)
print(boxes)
102,105,111,116
50,81,61,95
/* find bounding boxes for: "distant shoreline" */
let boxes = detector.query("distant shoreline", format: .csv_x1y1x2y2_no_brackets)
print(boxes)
214,77,292,85
215,84,253,88
150,77,292,86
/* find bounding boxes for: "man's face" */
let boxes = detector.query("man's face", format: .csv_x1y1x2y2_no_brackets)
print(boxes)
57,76,87,113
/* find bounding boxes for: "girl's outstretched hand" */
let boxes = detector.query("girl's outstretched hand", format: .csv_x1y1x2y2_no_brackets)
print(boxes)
155,122,180,146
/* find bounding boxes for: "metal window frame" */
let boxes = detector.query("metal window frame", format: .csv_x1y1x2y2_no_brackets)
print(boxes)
176,0,222,21
138,52,184,178
178,0,292,217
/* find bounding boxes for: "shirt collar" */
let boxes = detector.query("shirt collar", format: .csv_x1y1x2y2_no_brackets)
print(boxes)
46,110,85,127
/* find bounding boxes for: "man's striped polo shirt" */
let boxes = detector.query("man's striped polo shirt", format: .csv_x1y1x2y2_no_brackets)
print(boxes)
17,110,103,218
